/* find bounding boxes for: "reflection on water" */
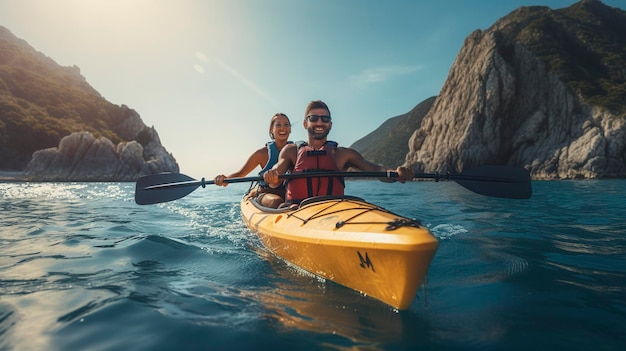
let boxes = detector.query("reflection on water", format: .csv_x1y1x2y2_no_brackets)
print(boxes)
1,180,626,350
249,247,432,350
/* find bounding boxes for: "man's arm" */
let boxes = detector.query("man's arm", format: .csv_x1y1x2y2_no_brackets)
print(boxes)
339,147,414,183
263,144,296,188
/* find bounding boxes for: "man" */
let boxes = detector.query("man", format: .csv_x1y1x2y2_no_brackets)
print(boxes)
263,100,414,205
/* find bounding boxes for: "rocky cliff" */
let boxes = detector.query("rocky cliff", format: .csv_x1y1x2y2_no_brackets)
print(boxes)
403,0,626,179
0,26,178,181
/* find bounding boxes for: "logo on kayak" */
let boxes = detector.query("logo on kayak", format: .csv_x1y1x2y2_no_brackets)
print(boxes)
357,251,375,272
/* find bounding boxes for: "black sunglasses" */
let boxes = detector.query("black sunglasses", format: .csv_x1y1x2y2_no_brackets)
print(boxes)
306,115,332,123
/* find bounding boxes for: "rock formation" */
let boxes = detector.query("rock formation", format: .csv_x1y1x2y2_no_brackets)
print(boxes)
25,127,178,182
404,1,626,179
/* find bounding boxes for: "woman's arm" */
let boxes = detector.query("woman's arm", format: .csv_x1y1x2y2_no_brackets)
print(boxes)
215,147,267,186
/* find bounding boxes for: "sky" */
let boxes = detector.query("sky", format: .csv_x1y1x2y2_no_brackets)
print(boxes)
1,0,624,179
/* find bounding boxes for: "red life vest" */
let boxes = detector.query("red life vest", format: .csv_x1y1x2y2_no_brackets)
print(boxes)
286,141,345,203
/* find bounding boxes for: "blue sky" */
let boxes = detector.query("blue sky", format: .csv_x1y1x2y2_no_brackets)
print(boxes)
1,0,624,178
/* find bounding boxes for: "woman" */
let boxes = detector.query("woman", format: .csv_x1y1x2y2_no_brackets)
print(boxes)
214,113,292,208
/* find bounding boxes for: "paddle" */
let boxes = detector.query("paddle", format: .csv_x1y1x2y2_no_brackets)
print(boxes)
135,165,531,205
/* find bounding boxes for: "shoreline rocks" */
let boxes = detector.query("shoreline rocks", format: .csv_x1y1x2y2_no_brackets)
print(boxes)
23,130,178,182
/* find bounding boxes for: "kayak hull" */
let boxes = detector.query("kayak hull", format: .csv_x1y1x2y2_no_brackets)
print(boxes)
240,194,439,310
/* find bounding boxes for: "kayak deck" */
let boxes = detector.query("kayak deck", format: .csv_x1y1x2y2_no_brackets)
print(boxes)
240,194,439,310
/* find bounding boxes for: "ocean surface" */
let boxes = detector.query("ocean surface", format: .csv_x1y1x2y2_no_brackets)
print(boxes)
1,179,625,351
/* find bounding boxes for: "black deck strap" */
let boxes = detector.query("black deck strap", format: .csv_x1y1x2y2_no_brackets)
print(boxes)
336,218,423,230
385,218,423,230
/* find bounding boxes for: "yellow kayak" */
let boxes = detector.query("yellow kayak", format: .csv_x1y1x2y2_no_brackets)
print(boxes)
136,167,530,308
240,193,439,310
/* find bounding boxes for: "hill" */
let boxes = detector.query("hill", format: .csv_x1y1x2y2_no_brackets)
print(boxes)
0,26,177,180
351,97,435,168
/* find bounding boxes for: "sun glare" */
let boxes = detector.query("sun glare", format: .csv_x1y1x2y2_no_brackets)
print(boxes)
16,0,194,53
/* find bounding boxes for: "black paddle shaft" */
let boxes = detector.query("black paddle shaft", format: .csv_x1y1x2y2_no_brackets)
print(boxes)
134,165,532,205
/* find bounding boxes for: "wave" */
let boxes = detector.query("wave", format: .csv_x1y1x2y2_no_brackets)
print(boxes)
430,223,468,239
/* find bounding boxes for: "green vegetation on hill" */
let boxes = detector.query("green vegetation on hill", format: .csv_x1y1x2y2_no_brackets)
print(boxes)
351,97,436,167
0,26,131,170
497,0,626,114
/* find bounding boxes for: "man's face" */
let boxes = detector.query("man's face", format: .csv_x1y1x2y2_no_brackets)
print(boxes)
304,108,332,140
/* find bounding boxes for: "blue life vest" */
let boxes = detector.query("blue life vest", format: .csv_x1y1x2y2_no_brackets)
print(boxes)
258,141,292,188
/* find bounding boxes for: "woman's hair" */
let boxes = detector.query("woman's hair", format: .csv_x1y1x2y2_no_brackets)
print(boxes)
304,100,331,118
269,113,290,140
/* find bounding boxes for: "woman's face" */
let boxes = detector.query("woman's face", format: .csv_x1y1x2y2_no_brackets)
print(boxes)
271,115,291,140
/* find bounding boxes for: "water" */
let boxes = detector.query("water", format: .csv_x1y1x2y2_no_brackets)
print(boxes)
1,180,625,350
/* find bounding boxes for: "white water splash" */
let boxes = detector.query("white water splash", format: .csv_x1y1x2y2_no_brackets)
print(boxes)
430,223,468,239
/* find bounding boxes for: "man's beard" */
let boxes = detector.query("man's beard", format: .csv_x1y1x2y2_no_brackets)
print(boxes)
307,126,330,140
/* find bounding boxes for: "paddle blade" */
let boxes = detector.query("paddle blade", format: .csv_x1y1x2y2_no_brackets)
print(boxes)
452,166,532,199
135,173,199,205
